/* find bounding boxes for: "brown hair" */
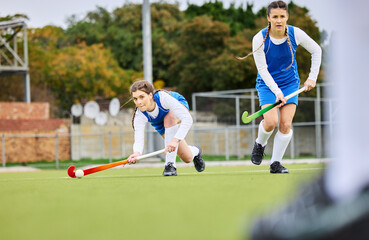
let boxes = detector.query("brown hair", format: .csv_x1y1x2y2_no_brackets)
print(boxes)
130,80,157,129
130,79,155,95
237,1,294,70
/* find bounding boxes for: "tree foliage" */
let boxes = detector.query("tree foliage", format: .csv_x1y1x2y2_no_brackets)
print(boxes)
27,26,141,115
1,1,325,117
184,1,256,36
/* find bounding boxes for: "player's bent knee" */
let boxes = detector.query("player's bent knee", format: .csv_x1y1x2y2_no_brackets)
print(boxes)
263,119,278,131
279,122,292,133
182,158,191,163
178,151,192,163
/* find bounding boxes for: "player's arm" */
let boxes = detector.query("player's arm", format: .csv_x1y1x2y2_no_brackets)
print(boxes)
128,110,147,164
253,31,283,97
294,27,322,91
160,92,193,142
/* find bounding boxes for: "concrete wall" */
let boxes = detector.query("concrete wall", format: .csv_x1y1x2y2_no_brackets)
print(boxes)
70,125,134,160
190,125,325,158
1,131,70,163
0,103,325,163
69,124,324,160
0,102,70,163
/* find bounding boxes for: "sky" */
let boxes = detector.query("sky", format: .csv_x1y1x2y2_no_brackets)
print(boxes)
0,0,333,33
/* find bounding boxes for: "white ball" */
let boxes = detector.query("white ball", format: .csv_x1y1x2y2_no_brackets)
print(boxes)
75,169,84,178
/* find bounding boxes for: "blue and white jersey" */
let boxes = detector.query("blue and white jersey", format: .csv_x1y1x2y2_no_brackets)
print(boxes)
133,91,192,154
256,25,299,88
141,91,189,135
252,25,322,105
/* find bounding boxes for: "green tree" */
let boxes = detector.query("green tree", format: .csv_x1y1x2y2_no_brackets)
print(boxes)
26,26,142,116
184,1,257,35
168,16,230,99
65,3,183,85
27,26,66,114
45,43,141,112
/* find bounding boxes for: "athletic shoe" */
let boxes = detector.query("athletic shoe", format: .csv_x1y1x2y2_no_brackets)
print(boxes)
163,162,177,176
193,145,205,172
250,175,369,240
251,142,265,165
270,161,289,174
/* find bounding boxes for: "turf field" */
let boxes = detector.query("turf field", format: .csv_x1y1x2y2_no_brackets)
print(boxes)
0,163,324,240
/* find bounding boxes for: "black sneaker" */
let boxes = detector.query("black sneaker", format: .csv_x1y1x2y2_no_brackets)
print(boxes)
270,161,289,173
163,162,177,176
250,175,369,240
193,145,205,172
251,142,265,165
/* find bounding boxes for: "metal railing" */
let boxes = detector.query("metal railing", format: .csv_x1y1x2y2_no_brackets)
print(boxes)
1,84,334,168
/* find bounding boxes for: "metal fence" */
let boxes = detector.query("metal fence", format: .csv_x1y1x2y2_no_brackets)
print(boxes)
192,83,334,159
1,83,334,168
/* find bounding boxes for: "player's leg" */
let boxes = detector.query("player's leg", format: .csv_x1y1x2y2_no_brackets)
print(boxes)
251,106,278,165
162,111,179,176
269,103,296,173
163,111,205,174
177,139,205,172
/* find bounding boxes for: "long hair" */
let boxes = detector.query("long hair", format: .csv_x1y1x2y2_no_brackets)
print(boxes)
130,80,157,129
237,1,294,70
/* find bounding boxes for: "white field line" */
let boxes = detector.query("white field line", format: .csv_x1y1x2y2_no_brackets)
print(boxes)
0,166,324,182
82,158,330,170
94,167,324,178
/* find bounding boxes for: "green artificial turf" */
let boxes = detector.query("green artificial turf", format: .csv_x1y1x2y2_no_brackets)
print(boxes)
0,164,324,240
4,154,319,170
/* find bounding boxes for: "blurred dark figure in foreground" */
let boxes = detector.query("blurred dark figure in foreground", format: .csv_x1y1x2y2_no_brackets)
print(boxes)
249,1,369,239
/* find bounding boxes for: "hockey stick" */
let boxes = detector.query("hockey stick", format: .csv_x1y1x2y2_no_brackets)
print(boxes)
67,148,165,178
242,87,306,124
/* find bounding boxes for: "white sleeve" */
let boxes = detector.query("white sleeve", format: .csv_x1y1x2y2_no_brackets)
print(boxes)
252,31,282,96
294,27,322,81
159,91,193,140
133,110,147,154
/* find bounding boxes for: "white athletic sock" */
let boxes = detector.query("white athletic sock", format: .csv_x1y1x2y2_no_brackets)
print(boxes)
270,130,293,164
255,120,274,146
164,125,179,168
189,146,200,160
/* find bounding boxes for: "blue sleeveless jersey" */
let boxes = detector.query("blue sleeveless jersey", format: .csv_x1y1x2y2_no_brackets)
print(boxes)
256,25,300,106
141,91,189,135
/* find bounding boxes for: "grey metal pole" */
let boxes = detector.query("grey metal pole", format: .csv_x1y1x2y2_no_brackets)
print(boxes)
225,127,229,161
2,134,5,167
101,131,105,159
251,90,256,145
142,0,152,84
79,126,82,160
108,131,112,163
236,97,241,159
13,34,18,66
142,0,154,153
23,25,31,103
55,134,59,169
70,120,74,160
315,86,322,158
24,73,31,103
